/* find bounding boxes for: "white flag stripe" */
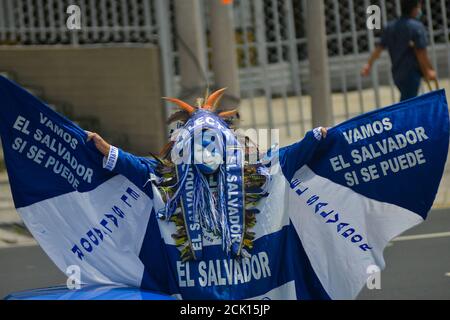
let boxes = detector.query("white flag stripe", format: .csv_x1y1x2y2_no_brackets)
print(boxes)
288,165,423,300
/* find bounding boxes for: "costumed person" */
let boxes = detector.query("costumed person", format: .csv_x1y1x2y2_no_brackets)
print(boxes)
0,75,448,300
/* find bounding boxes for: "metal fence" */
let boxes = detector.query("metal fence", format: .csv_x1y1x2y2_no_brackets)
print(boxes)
157,0,450,134
0,0,159,45
233,0,450,126
0,0,449,203
1,0,449,108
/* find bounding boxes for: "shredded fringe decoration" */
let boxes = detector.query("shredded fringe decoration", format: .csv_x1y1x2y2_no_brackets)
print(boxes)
154,157,269,261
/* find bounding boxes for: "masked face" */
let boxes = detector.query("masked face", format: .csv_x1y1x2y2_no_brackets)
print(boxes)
193,130,223,174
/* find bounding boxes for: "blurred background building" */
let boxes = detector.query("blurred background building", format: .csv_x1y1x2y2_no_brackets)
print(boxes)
0,0,449,207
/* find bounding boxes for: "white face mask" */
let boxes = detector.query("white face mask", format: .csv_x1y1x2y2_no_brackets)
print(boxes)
193,132,223,174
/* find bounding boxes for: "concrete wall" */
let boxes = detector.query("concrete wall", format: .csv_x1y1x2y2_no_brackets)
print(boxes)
0,45,166,155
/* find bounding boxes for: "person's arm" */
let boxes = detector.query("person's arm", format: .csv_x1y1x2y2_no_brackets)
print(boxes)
412,23,436,81
415,48,437,81
86,131,157,187
361,45,384,77
279,127,327,182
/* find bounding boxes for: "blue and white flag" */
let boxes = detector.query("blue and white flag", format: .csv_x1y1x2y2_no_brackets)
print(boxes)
0,75,448,300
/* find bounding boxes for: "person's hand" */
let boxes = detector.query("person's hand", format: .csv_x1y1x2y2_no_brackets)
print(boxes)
361,63,371,77
424,69,437,81
86,131,111,156
320,127,328,139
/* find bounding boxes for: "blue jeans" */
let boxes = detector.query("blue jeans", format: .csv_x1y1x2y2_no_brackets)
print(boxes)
395,74,422,102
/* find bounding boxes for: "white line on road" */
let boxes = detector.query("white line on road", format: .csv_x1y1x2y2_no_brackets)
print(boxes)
393,231,450,242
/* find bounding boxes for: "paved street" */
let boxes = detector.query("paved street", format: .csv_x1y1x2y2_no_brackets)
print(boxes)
0,209,449,300
358,208,450,300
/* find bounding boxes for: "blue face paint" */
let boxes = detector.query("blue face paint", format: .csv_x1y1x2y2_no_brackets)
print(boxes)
194,131,222,175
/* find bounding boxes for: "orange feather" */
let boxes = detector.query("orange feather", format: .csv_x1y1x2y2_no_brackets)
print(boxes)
204,88,227,110
163,97,196,114
218,109,239,119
